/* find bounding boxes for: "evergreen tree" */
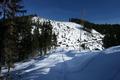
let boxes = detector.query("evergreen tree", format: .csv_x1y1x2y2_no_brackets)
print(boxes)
15,16,32,61
32,26,40,56
0,0,26,77
4,22,17,75
7,0,26,18
0,25,6,76
0,0,26,19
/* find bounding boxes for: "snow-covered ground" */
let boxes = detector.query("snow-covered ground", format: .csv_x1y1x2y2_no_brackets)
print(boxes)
2,46,120,80
32,17,104,50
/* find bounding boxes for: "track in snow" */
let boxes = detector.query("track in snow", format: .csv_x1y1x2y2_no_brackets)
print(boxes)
4,46,120,80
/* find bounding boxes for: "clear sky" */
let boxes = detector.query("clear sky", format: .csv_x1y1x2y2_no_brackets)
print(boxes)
24,0,120,24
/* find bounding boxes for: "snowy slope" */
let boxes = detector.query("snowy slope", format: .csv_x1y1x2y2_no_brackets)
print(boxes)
3,46,120,80
32,17,104,51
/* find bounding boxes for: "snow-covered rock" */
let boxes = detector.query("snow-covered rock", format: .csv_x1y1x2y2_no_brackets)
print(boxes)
32,16,104,51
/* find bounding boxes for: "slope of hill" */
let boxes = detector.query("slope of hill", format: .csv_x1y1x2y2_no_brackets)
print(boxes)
2,16,120,80
32,16,104,51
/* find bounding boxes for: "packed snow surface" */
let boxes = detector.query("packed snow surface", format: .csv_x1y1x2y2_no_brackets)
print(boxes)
4,46,120,80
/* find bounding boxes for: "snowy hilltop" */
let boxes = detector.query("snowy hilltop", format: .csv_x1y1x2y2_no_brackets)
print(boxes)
32,16,104,51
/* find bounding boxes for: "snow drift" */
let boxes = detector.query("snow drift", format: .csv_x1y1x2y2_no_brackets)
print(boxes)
4,46,120,80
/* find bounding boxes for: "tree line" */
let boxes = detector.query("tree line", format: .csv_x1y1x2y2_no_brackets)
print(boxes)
70,18,120,48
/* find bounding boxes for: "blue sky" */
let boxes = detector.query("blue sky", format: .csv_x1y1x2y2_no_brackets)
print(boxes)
24,0,120,24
